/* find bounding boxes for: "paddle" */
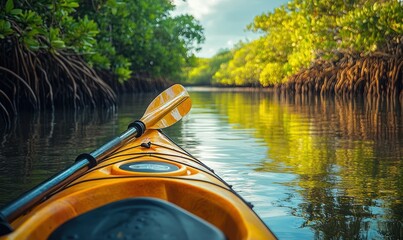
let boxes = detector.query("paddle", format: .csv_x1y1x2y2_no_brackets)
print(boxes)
0,84,191,235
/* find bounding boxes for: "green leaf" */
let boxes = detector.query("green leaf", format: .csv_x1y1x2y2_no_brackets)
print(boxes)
23,37,40,50
51,40,66,49
0,20,14,38
5,0,14,13
27,29,40,37
10,9,22,16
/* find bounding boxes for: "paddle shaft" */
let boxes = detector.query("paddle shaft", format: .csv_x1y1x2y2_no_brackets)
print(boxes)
0,125,141,224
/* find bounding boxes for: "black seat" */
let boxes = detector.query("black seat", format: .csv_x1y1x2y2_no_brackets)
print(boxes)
49,197,225,240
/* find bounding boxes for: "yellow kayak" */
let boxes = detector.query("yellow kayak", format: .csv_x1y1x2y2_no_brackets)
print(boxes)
0,85,277,240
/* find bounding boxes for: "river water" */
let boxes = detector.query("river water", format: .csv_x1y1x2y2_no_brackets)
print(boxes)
0,87,402,239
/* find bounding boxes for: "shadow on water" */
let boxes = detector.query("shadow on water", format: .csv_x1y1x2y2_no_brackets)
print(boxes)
0,92,159,206
0,107,116,204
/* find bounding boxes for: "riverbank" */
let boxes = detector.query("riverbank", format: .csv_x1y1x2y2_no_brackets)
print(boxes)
280,37,402,102
1,36,401,129
0,64,171,130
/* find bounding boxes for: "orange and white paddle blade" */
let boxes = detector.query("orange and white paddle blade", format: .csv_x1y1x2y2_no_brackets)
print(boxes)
140,84,192,129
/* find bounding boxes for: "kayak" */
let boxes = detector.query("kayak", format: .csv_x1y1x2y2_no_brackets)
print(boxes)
0,85,277,240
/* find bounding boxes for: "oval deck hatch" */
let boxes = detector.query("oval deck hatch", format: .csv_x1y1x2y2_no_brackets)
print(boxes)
119,161,179,173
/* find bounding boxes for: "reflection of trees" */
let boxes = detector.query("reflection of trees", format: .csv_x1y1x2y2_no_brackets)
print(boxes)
0,108,117,205
205,90,402,239
298,186,374,239
0,93,156,206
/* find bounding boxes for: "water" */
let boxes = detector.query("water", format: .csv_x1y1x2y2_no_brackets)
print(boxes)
0,88,402,239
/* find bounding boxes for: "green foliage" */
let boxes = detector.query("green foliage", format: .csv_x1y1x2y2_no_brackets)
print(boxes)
49,27,66,50
259,62,284,86
1,0,204,83
0,19,13,39
185,58,210,85
215,43,263,86
209,0,402,87
184,49,233,85
337,1,403,51
4,0,21,15
76,0,204,81
0,0,98,52
63,15,99,53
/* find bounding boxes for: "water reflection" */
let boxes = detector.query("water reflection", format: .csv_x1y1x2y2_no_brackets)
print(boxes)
0,93,157,205
183,89,402,239
0,89,402,239
1,108,113,203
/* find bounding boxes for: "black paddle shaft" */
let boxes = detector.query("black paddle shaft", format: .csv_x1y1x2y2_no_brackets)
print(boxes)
0,121,145,235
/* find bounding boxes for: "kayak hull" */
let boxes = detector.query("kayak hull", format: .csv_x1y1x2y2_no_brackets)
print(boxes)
3,130,276,239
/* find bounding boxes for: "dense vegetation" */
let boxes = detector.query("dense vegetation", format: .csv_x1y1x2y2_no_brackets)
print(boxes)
0,0,204,125
187,0,402,99
185,49,233,86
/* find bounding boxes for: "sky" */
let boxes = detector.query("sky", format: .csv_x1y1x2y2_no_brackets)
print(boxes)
172,0,289,58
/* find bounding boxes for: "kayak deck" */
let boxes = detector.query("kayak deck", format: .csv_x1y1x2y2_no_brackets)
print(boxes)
4,130,276,239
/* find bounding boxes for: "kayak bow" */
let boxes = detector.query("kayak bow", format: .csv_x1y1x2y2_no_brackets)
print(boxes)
0,85,277,240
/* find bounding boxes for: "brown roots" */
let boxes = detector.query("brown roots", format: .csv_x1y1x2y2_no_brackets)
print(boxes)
280,37,403,103
0,36,117,128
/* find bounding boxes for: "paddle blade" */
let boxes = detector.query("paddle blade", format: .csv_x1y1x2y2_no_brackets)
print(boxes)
140,84,192,129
